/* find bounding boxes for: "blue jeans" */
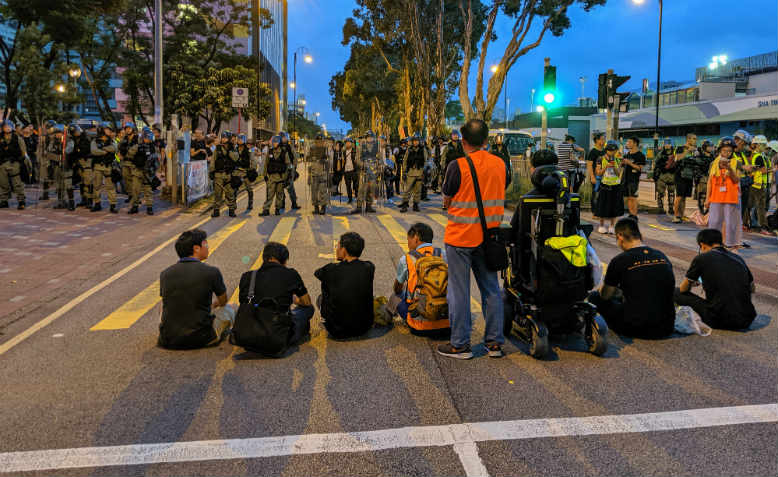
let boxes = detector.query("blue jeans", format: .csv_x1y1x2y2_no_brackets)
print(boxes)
290,306,314,345
445,244,505,348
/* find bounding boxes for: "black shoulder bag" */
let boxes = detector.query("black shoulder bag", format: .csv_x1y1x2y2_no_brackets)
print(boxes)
463,152,509,271
231,270,294,357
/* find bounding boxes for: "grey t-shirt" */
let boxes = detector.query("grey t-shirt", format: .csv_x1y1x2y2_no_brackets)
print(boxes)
159,258,226,349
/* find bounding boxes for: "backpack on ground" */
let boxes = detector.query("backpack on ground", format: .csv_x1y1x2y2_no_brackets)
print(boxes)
230,270,293,357
408,250,448,323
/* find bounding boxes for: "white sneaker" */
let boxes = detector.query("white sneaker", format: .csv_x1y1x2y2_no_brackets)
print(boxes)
608,225,615,234
597,225,607,234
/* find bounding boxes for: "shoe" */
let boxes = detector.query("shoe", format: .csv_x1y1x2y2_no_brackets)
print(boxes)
365,206,376,213
91,203,102,212
86,199,93,208
41,192,49,201
291,202,301,210
485,341,504,358
274,209,281,216
348,198,353,204
77,199,87,207
109,205,117,214
672,217,682,224
656,208,665,215
17,201,25,210
211,209,220,218
67,200,75,211
742,225,749,232
0,201,7,208
759,229,775,237
259,210,270,217
412,204,420,212
607,225,615,234
128,206,138,214
146,207,154,216
246,200,253,211
597,225,607,234
320,205,326,215
436,343,473,360
350,207,363,215
53,202,65,210
628,214,638,221
228,209,236,217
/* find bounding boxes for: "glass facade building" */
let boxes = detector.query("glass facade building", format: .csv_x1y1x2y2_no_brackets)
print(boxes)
250,0,287,136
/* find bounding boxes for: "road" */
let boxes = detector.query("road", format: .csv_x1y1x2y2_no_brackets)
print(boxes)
0,170,776,476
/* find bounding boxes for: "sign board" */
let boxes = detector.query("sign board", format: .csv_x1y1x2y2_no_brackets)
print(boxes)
186,160,212,204
232,87,249,108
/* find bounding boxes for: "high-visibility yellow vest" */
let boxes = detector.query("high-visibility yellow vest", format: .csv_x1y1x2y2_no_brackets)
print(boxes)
601,157,621,186
748,153,765,189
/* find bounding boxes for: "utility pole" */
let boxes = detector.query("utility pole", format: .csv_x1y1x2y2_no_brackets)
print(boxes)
605,69,614,141
153,0,163,126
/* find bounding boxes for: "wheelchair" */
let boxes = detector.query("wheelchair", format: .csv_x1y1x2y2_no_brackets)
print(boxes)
503,168,608,359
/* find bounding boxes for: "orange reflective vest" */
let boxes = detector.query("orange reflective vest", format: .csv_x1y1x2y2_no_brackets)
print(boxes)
405,245,450,331
444,150,506,247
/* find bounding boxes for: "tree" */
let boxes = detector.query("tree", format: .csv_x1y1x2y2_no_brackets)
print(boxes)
445,99,465,123
458,0,606,122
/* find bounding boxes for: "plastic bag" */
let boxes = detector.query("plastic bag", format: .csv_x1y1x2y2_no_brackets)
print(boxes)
373,296,393,327
674,306,712,336
689,210,708,226
579,230,603,290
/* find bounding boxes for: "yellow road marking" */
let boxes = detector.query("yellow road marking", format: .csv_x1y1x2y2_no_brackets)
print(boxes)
377,214,409,252
429,213,447,227
228,217,297,304
91,220,248,331
648,224,673,232
334,216,350,230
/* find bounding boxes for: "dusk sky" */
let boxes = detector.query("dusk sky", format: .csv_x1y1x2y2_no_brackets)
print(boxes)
287,0,778,134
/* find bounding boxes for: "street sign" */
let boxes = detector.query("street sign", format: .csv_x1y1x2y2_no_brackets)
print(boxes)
232,87,249,108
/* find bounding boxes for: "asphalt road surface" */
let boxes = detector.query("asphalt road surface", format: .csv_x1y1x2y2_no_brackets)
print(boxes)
0,171,776,477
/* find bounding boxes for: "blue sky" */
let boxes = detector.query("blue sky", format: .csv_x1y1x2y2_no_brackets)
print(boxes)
288,0,778,133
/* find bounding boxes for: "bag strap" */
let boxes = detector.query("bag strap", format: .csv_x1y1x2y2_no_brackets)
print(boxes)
463,152,489,240
247,270,257,303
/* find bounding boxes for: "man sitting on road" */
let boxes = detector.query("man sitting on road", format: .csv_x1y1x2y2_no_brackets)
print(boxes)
674,228,757,330
238,242,314,346
314,232,376,339
158,229,234,349
588,218,676,339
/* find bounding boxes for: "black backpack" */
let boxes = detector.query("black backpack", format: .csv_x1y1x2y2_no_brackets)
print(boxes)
230,270,293,357
536,243,591,306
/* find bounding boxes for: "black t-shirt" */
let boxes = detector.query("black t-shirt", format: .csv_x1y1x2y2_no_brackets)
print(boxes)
586,147,604,176
159,259,227,349
314,259,376,338
622,151,646,184
674,145,698,179
238,262,307,309
191,139,210,161
686,247,756,328
604,246,675,337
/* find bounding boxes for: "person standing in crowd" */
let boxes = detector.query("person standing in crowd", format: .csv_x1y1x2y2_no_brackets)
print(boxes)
674,228,756,330
260,135,290,216
91,122,118,213
20,124,38,186
399,134,427,213
585,132,605,215
621,136,646,221
211,131,237,218
383,146,396,200
439,119,509,359
48,124,74,211
0,120,28,209
330,140,344,196
492,133,511,175
315,232,375,339
280,133,301,210
342,138,358,204
653,139,676,215
695,140,715,214
38,121,56,201
66,124,90,210
118,123,138,204
732,130,751,234
594,140,624,234
158,229,234,350
672,133,699,223
589,218,675,338
394,138,407,197
190,129,210,162
431,137,446,193
555,134,584,191
443,130,465,179
351,131,382,214
706,137,741,248
130,127,158,216
232,134,255,212
745,135,771,235
308,134,330,215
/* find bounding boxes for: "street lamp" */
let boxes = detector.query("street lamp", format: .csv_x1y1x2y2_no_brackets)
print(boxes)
633,0,662,157
531,88,536,113
315,112,320,124
54,83,66,94
709,55,728,70
68,66,81,79
292,46,312,140
289,82,296,89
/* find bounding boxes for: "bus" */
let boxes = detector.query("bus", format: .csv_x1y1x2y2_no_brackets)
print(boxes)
488,129,535,159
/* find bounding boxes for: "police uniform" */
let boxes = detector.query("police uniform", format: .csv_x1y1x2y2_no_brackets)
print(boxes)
48,131,74,210
212,142,237,216
119,133,139,205
39,130,53,200
91,134,118,212
73,133,94,207
746,151,768,229
0,131,27,208
695,149,714,213
131,139,158,214
352,135,383,214
261,144,290,215
400,141,427,212
231,144,255,211
308,139,330,214
653,148,676,213
280,141,300,209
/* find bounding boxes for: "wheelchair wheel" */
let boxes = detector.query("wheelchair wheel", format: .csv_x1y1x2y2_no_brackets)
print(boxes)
503,293,515,337
528,320,549,359
585,314,608,356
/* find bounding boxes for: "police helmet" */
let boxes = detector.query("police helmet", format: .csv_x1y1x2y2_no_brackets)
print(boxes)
237,134,247,144
2,119,15,131
220,130,232,139
270,135,282,146
530,149,558,168
100,121,114,133
344,137,355,144
124,122,136,131
663,139,673,147
751,135,768,145
365,130,375,138
451,130,460,139
141,127,154,141
605,140,619,151
280,131,290,141
701,140,713,149
45,119,57,129
717,136,736,151
315,133,324,140
733,129,750,143
53,124,65,134
768,140,778,154
69,124,82,135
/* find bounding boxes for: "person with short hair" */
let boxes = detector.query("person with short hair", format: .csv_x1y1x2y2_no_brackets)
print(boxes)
158,229,234,349
706,137,741,248
621,136,645,220
586,132,606,216
672,133,699,223
440,120,510,359
588,218,675,339
556,134,584,188
674,229,756,330
238,242,314,346
594,140,624,234
314,232,375,339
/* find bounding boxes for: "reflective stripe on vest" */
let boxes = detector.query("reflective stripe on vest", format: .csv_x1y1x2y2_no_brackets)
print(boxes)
600,157,621,186
749,153,765,189
444,150,506,248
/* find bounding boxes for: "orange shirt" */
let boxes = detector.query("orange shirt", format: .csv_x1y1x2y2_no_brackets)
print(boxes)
708,168,739,204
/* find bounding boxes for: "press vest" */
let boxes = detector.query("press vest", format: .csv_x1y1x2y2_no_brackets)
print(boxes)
748,153,765,189
600,157,621,186
445,150,506,248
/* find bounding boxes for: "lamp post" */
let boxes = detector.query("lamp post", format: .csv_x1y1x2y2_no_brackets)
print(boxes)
633,0,662,157
292,46,312,141
531,88,536,113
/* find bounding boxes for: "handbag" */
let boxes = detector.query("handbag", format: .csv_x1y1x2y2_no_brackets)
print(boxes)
463,152,509,271
230,270,294,357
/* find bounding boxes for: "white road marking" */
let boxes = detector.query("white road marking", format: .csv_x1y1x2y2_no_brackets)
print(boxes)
9,296,25,302
0,215,212,357
0,404,774,473
52,334,64,338
0,268,10,273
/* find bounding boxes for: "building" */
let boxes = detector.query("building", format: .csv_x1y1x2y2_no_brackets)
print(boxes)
248,0,287,137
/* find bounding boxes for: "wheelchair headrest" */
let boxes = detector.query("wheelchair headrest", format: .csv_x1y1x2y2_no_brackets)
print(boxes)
531,165,570,205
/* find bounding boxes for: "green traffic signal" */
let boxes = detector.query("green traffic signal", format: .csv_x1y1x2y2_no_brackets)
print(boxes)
543,92,555,104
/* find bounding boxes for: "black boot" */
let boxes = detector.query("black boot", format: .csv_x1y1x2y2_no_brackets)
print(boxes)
78,186,87,206
86,199,93,209
147,206,154,216
291,202,301,210
109,204,117,214
17,200,25,210
0,200,8,208
246,197,253,211
320,205,326,215
128,205,138,214
53,201,66,210
259,210,270,217
365,205,376,213
211,209,220,218
41,184,49,201
228,209,236,217
412,203,420,212
91,202,102,212
399,202,409,213
274,209,281,216
350,206,363,215
68,200,76,211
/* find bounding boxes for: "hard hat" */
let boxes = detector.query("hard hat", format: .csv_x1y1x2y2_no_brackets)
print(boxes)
100,121,114,132
701,140,713,148
52,124,65,133
717,136,736,150
45,119,57,129
605,140,619,151
451,130,460,138
124,122,136,131
733,130,750,143
768,140,778,153
365,130,375,138
663,139,673,146
751,135,767,145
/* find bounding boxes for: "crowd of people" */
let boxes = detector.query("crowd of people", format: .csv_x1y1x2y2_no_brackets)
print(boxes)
157,120,759,360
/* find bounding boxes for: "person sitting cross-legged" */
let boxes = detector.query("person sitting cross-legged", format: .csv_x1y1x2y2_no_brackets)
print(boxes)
674,228,757,330
314,232,376,339
158,229,235,349
588,218,676,339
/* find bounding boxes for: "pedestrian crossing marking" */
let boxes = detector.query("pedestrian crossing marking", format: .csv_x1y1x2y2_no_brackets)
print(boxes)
334,216,350,230
648,224,673,232
429,213,448,228
228,217,297,305
90,220,249,331
377,214,409,252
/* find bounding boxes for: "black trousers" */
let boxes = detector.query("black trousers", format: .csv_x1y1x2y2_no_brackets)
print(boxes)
344,171,358,201
588,291,669,339
673,288,754,330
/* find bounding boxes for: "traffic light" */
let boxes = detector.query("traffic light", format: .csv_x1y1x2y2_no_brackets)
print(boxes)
543,62,557,107
598,73,608,108
597,72,631,109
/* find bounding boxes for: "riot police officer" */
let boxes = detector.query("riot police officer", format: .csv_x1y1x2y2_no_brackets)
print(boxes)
48,124,75,210
91,122,118,213
444,130,465,175
38,120,56,200
695,140,715,214
399,134,427,213
232,134,256,212
394,138,407,196
0,120,28,209
260,135,289,216
20,124,38,185
351,130,382,214
308,134,330,215
211,131,237,217
119,123,138,204
279,132,301,210
129,127,159,215
66,124,90,209
652,139,676,215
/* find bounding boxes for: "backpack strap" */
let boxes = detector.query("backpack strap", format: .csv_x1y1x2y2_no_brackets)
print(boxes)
432,247,442,257
247,270,257,303
409,250,423,260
